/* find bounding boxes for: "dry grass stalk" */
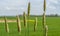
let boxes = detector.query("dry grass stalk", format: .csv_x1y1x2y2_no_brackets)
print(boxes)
44,0,46,12
27,2,31,36
23,12,27,28
28,2,30,16
34,17,37,32
4,16,9,33
43,0,48,36
43,13,46,28
45,25,48,36
16,15,21,32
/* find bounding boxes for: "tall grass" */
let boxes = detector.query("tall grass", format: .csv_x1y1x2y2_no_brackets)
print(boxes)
27,2,30,16
16,15,21,32
4,16,9,33
43,0,48,36
27,2,31,36
23,12,27,28
34,17,37,32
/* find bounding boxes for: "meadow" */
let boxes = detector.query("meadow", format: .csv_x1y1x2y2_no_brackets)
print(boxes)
0,16,60,36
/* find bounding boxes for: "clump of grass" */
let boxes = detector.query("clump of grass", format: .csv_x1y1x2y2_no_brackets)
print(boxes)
4,16,9,33
16,15,21,32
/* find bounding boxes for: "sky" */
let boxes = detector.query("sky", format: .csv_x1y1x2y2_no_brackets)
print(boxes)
0,0,60,16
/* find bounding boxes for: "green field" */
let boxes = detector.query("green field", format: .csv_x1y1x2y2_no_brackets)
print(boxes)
0,16,60,36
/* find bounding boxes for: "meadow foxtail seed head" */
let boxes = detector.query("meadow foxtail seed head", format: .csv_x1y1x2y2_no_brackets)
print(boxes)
28,2,30,16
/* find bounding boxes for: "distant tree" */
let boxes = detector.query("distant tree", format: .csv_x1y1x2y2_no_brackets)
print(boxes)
55,14,58,17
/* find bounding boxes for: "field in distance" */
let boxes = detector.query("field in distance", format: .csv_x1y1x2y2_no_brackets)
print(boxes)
0,16,60,36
